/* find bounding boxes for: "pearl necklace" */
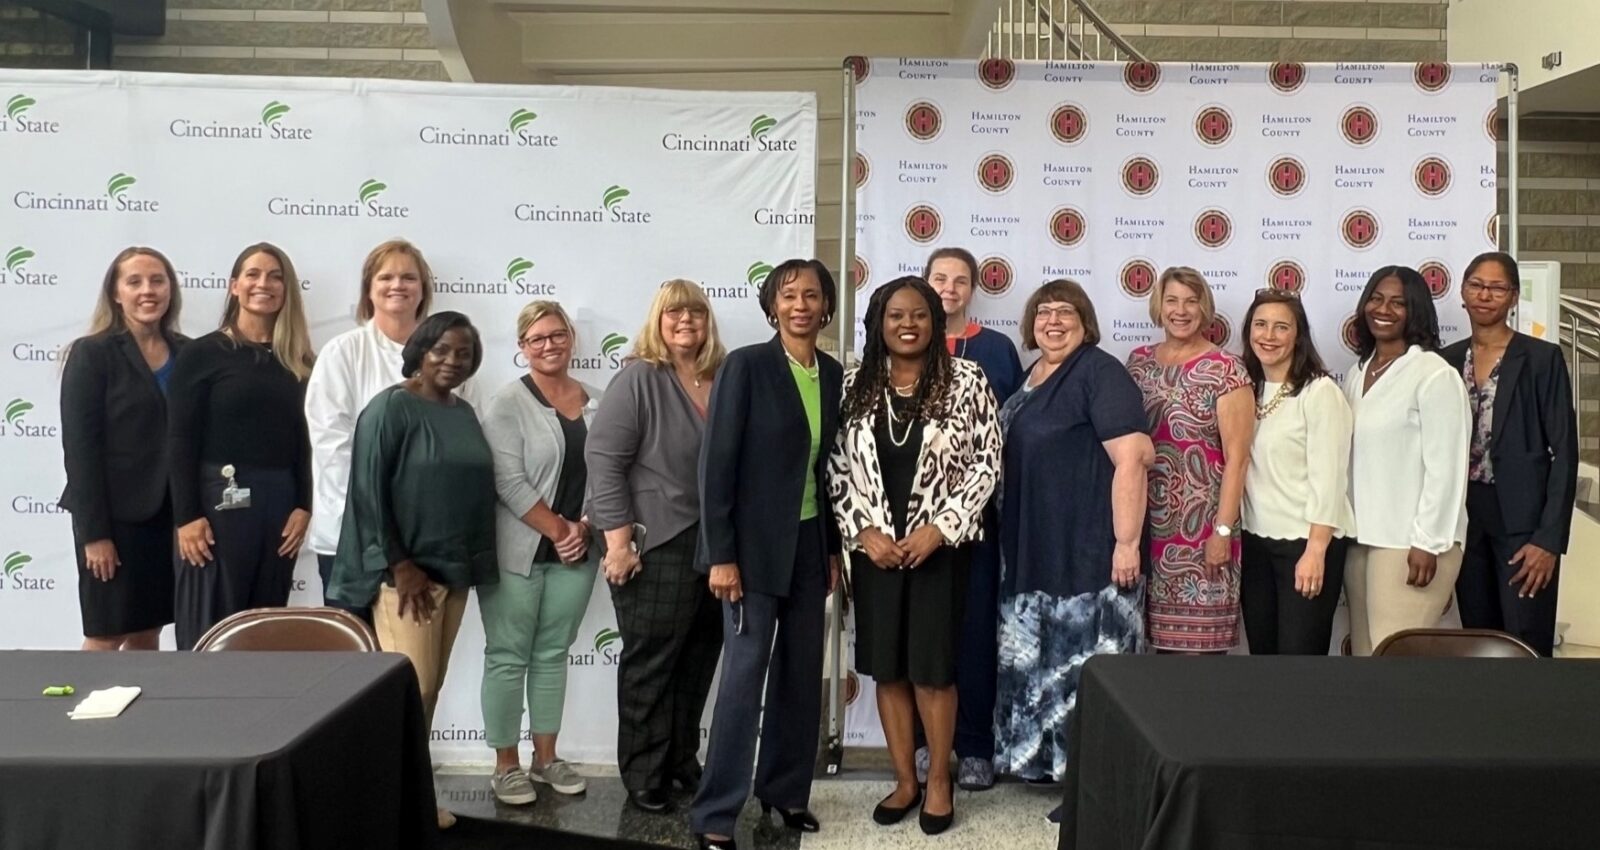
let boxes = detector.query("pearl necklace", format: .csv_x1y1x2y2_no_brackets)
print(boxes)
1256,382,1291,420
881,389,918,447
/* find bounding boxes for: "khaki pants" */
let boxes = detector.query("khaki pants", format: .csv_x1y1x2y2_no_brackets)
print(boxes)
373,583,470,726
1345,544,1463,656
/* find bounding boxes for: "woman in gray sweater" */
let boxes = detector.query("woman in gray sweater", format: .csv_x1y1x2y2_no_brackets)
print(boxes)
586,280,726,814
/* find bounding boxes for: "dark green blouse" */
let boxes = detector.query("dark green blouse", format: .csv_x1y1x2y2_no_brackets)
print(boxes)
328,386,498,606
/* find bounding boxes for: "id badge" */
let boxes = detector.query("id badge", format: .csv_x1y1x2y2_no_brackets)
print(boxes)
215,464,252,511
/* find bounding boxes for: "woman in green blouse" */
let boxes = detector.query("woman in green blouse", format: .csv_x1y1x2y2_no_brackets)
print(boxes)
327,310,498,832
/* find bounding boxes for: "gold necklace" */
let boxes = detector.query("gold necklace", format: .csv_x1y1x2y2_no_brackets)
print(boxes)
1256,382,1292,420
785,346,818,381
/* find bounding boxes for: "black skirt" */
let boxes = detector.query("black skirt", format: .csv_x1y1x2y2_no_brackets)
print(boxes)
75,503,175,637
852,545,970,686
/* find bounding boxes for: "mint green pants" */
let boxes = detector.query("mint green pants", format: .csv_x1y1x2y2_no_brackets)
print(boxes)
479,557,598,749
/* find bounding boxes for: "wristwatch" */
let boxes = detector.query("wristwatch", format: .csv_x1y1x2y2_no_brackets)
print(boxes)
1213,523,1234,538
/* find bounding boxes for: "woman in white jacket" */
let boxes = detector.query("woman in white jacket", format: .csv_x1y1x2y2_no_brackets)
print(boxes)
1342,266,1470,656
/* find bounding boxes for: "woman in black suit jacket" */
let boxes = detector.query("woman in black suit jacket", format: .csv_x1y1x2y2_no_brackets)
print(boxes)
690,259,843,850
1441,251,1577,656
59,247,187,650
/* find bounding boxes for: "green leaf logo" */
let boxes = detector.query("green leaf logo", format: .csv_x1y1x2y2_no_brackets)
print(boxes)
746,261,774,288
750,114,777,139
505,257,534,284
358,179,387,204
6,94,35,121
5,247,33,273
602,185,630,211
261,100,291,127
4,398,31,425
594,627,621,653
509,108,538,134
601,333,628,359
3,550,29,577
106,173,137,199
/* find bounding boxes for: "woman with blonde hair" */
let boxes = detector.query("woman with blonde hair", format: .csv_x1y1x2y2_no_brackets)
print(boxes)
167,241,316,649
478,300,604,806
588,280,726,813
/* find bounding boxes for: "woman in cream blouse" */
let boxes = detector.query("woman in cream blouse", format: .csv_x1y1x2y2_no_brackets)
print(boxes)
1239,290,1356,655
1341,267,1470,656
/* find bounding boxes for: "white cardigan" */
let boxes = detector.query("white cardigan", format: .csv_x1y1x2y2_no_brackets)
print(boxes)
1242,375,1357,541
304,322,480,556
1342,346,1469,553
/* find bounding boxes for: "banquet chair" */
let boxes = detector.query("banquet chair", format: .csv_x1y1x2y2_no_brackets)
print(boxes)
1372,628,1538,659
193,607,379,652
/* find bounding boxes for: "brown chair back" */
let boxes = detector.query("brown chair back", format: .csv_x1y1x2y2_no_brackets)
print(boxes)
1372,627,1538,659
193,607,379,652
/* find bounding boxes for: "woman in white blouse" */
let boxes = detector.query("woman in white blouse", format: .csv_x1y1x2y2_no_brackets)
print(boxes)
1342,267,1470,656
1239,290,1355,655
304,239,477,621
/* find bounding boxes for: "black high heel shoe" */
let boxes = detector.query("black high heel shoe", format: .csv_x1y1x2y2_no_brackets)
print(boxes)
759,800,820,832
872,787,923,826
695,835,736,850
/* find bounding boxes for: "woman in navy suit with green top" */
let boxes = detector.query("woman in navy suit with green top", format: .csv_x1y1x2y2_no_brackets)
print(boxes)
690,259,843,850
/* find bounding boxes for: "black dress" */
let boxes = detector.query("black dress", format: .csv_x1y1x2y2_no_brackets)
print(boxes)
850,395,969,687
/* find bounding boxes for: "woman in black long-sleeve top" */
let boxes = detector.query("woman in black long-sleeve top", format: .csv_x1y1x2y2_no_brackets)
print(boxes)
1440,251,1577,656
59,247,187,650
168,242,316,649
689,259,843,850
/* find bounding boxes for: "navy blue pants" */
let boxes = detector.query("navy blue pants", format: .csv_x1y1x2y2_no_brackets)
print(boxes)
1458,482,1560,656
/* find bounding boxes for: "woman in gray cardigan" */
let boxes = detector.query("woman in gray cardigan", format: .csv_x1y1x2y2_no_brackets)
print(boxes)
587,280,726,814
479,300,603,807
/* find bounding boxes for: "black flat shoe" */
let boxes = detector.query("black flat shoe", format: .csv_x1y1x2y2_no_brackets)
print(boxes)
872,787,923,826
920,804,954,835
696,835,736,850
759,800,820,832
628,788,673,814
671,762,704,792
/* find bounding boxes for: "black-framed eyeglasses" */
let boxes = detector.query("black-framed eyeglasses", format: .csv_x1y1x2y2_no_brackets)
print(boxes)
1464,279,1514,298
519,329,571,349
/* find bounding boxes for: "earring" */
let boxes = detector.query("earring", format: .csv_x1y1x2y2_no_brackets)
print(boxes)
768,315,778,328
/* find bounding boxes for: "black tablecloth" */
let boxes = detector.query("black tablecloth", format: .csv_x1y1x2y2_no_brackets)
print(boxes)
0,650,438,850
1062,656,1600,850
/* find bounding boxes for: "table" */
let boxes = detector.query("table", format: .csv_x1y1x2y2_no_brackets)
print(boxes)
1061,656,1600,850
0,650,438,850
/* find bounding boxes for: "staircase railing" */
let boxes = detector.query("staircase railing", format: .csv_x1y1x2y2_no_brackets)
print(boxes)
985,0,1145,62
1560,294,1600,432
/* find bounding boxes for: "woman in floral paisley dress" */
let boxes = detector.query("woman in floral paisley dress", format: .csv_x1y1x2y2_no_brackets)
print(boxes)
1126,267,1255,653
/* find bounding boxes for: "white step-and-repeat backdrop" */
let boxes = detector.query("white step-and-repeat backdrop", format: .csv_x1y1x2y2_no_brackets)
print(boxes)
0,70,816,764
842,60,1495,747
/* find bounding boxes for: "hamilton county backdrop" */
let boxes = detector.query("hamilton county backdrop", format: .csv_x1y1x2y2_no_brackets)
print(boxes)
0,69,817,764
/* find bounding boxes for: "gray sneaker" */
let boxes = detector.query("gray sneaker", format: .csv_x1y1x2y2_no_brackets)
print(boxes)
491,767,538,806
914,746,930,786
530,759,587,795
957,757,995,791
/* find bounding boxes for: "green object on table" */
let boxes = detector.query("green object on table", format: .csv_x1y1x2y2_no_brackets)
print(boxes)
42,685,74,697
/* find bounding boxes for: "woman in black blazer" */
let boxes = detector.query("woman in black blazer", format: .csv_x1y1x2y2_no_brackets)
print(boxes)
59,247,187,650
690,259,843,850
1441,251,1577,656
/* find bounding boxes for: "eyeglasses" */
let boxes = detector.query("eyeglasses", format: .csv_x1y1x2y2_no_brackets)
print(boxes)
1035,306,1078,321
664,306,708,320
519,329,571,349
1465,279,1514,298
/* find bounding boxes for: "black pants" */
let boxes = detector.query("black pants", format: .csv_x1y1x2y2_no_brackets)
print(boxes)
316,554,373,625
1240,532,1350,655
174,465,297,650
611,525,723,792
1459,482,1560,656
690,518,827,838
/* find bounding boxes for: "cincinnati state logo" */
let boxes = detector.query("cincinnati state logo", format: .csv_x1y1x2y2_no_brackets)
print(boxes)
1266,260,1306,294
904,204,942,244
978,58,1016,91
1485,106,1499,142
1267,156,1306,198
1049,206,1087,248
851,256,869,291
905,101,942,142
1341,209,1380,250
976,153,1015,194
1123,61,1161,93
845,56,870,84
1120,259,1157,299
976,256,1013,296
1414,62,1451,93
1341,313,1363,355
1202,313,1232,348
1194,105,1232,146
1414,156,1451,197
1419,260,1452,300
1269,62,1306,94
1341,105,1379,146
1121,156,1159,196
1194,209,1233,249
1486,212,1500,247
1050,103,1087,145
853,152,870,190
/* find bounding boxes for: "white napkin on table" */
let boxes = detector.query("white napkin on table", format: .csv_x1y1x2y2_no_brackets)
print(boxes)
68,686,142,719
